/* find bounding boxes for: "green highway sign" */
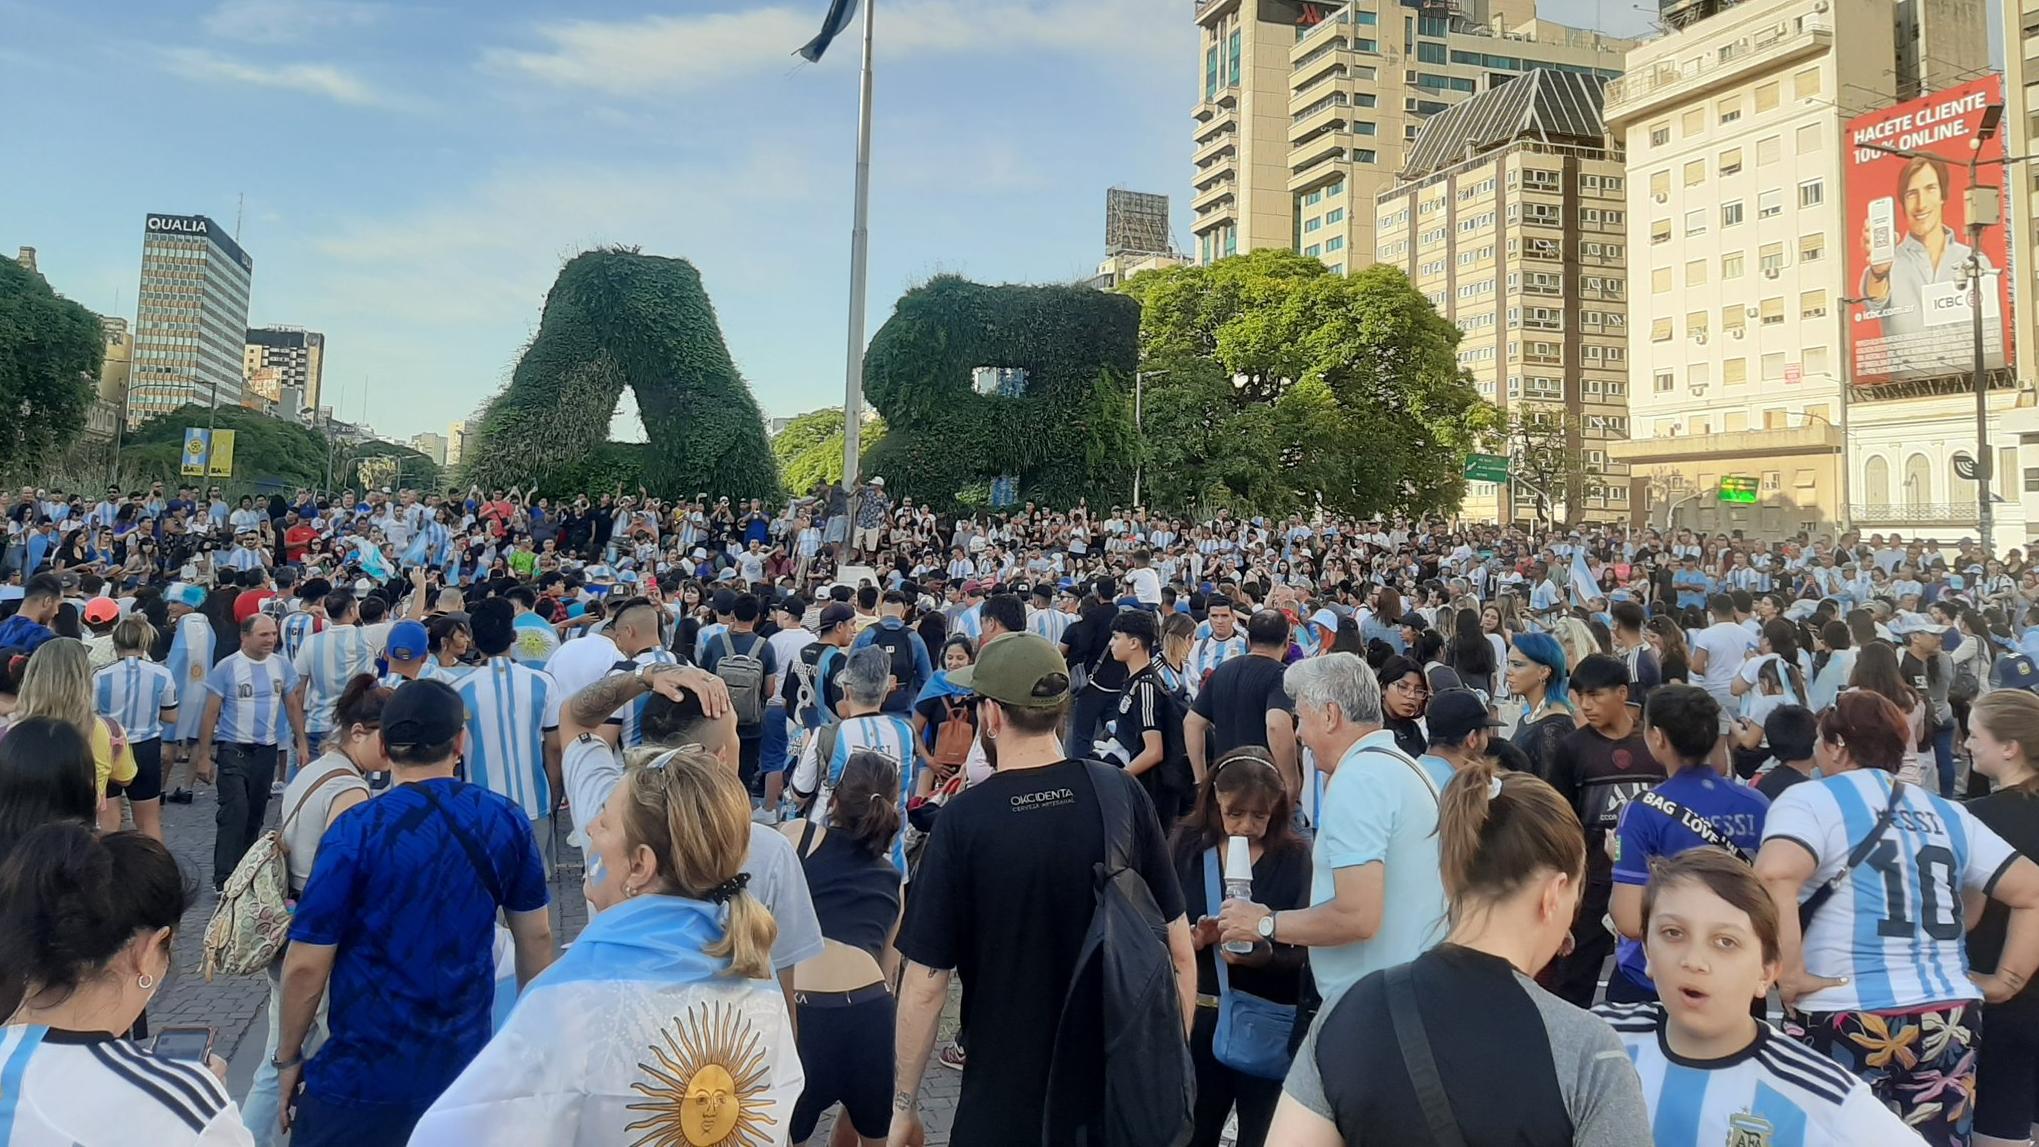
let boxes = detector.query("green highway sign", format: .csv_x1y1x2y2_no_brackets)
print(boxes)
1463,453,1510,483
1718,475,1760,504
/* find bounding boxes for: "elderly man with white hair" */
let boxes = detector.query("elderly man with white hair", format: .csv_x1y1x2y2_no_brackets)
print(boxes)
1217,652,1449,1009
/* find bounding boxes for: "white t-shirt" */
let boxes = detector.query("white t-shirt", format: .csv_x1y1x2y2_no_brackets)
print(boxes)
544,633,624,702
0,1026,255,1146
1125,566,1162,605
1692,621,1756,705
1762,769,2018,1013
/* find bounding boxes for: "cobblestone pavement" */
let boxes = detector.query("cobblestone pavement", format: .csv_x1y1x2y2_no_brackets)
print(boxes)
155,784,965,1143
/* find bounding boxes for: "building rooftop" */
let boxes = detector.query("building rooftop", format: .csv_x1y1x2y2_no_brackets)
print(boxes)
1398,68,1610,181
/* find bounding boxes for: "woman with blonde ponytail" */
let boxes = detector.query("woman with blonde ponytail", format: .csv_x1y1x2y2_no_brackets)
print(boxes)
411,745,806,1146
1268,760,1650,1146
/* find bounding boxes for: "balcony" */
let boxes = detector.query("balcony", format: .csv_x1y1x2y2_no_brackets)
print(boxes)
1193,131,1237,169
1292,39,1346,88
1195,0,1240,25
1610,420,1843,463
1848,502,1982,527
1604,13,1831,125
1191,177,1236,213
1288,133,1348,186
1289,103,1345,145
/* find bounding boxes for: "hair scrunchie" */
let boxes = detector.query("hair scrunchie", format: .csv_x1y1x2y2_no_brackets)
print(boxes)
706,872,751,905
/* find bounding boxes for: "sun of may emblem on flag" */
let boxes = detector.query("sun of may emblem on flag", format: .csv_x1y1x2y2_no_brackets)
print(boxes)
626,1000,778,1147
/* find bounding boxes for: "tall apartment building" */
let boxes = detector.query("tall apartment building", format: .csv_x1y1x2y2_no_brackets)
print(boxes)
97,316,131,407
1377,70,1630,524
128,214,253,429
244,326,325,416
447,419,474,467
1191,0,1631,272
409,432,448,467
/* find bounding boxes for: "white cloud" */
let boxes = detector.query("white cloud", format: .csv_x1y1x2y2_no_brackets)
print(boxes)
162,47,392,106
203,0,385,45
482,0,1177,97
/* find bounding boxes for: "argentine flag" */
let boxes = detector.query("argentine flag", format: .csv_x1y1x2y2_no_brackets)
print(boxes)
1568,545,1600,608
411,895,803,1146
350,536,395,582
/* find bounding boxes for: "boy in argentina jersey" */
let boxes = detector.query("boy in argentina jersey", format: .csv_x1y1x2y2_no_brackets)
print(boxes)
1595,850,1921,1147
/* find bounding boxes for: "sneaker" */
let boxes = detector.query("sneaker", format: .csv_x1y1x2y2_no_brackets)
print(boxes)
165,788,194,805
937,1042,966,1071
750,805,781,826
270,781,286,797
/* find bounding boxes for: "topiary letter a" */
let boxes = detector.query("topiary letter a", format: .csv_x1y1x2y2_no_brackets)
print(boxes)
462,250,779,500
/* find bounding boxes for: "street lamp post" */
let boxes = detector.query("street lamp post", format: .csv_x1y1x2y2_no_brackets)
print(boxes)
1836,295,1872,531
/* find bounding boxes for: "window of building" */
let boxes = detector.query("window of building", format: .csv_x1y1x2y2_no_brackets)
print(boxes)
1327,236,1344,251
1416,41,1447,63
1759,242,1785,274
1719,147,1742,176
1684,208,1707,235
1723,305,1746,334
1228,29,1241,84
1652,267,1672,293
1304,243,1322,257
1762,351,1786,379
1687,310,1710,339
1722,251,1744,279
1794,67,1820,99
1685,258,1708,286
1723,358,1747,385
1325,207,1344,224
1305,216,1322,233
1757,136,1780,165
1718,97,1742,124
1651,317,1673,341
1798,179,1824,208
1650,219,1671,245
1758,189,1782,218
1800,289,1827,319
1654,370,1675,392
1799,233,1824,263
1205,45,1219,100
1650,122,1670,146
1725,411,1750,432
1722,200,1744,226
1796,123,1822,153
1755,81,1780,112
1681,108,1704,135
1690,362,1711,387
1760,297,1784,325
1683,159,1706,186
1804,345,1828,375
1649,170,1670,198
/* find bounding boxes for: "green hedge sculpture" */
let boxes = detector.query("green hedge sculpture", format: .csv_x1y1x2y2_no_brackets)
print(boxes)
861,276,1140,509
462,250,778,500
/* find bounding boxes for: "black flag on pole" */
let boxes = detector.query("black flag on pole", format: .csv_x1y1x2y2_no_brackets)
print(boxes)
796,0,859,62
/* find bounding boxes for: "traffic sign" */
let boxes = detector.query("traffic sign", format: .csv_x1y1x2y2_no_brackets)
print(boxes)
1464,453,1510,483
1718,475,1759,504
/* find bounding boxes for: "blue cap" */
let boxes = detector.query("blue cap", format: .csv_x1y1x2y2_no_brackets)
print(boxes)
386,619,429,662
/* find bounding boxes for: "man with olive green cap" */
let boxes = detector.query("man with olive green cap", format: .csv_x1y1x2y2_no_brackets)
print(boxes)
886,632,1196,1147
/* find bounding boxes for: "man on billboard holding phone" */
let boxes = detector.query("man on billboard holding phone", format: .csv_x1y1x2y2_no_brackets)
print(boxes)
1860,152,1997,338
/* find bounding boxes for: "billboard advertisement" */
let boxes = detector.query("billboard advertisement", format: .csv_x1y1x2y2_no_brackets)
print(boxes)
1845,77,2011,385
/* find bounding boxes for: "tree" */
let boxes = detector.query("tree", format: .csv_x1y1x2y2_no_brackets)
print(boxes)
1492,408,1586,526
770,408,887,494
0,257,101,472
119,405,443,496
462,249,779,500
1123,250,1494,517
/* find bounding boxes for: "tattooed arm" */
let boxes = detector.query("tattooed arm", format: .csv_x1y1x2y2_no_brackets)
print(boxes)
558,663,732,742
888,961,951,1146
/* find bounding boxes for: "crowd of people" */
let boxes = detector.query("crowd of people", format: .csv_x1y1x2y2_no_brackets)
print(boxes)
2,474,2039,1146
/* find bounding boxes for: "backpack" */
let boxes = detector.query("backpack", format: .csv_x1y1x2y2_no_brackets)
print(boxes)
201,767,354,980
1042,762,1194,1147
870,624,917,700
714,631,768,728
930,696,976,769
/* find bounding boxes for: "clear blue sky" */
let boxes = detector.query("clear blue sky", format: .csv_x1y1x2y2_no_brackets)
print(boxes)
3,0,1654,442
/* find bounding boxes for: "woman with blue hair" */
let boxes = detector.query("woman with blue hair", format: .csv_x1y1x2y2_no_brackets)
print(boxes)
1507,631,1574,780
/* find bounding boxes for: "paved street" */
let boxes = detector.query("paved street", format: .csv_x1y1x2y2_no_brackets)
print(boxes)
150,783,964,1143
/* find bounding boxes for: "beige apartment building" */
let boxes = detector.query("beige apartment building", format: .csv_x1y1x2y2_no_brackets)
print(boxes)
1192,0,1630,272
1609,0,2008,538
1377,70,1630,524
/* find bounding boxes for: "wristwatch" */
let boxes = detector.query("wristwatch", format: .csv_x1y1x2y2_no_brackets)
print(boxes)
1257,911,1277,942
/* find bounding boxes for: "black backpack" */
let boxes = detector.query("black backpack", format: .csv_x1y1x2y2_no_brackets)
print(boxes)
1042,762,1194,1147
869,624,916,700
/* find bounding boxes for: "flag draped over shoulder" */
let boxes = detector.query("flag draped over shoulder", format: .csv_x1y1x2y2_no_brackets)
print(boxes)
351,536,394,582
1568,545,1599,607
796,0,858,62
409,895,804,1147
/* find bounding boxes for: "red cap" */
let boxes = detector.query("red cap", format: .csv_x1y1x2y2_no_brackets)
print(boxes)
83,598,121,625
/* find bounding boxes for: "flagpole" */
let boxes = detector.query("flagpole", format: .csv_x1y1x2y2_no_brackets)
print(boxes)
840,0,875,487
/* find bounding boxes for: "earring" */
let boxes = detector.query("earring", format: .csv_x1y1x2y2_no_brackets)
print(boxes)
137,973,154,991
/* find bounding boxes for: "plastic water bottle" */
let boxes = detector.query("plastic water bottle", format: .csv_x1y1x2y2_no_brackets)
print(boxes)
1222,835,1256,956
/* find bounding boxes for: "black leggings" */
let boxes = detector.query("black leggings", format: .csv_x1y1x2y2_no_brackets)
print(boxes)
790,990,895,1143
1190,1005,1282,1147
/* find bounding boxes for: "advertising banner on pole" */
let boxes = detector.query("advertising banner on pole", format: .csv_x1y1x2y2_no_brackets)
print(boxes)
1844,76,2011,385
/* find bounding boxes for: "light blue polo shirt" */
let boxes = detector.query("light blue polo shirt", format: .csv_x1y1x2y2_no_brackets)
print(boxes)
1307,729,1449,1004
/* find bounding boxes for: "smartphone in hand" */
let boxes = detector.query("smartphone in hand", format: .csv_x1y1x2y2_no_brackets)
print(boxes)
151,1026,215,1062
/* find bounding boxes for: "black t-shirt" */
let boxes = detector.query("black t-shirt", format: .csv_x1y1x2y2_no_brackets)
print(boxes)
1550,722,1665,890
1173,841,1311,1002
1511,709,1575,781
895,759,1184,1147
1190,653,1292,756
1755,763,1813,803
1967,787,2039,1020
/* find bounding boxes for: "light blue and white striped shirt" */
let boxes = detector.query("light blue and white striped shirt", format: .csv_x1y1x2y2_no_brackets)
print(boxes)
164,613,216,743
203,651,299,746
222,545,266,573
455,657,563,821
608,648,680,749
380,663,455,690
292,624,377,737
93,657,178,743
280,610,321,664
793,712,918,876
1186,633,1249,696
1028,607,1073,647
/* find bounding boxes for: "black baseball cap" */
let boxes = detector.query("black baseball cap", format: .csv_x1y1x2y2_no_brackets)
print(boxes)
380,679,464,752
819,602,856,629
1427,689,1502,744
